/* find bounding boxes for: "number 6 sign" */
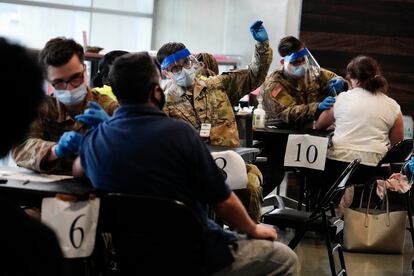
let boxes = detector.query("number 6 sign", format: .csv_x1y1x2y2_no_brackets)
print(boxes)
284,134,329,170
41,197,100,258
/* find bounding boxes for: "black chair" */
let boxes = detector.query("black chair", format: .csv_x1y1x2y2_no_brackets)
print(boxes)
375,139,412,177
262,159,361,276
98,193,207,275
364,139,413,245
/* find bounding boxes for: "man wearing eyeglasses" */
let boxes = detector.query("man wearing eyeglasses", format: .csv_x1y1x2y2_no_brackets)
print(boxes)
12,37,119,174
156,21,272,223
157,20,272,148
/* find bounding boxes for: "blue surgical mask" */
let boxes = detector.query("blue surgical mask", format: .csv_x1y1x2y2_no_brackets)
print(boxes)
173,66,196,88
291,64,306,78
54,83,87,106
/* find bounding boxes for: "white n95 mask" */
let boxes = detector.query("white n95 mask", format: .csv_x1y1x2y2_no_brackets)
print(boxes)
173,66,196,88
54,83,87,106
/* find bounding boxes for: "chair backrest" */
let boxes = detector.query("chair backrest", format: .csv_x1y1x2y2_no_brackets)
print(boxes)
210,150,248,190
99,193,206,274
311,159,361,218
377,139,413,167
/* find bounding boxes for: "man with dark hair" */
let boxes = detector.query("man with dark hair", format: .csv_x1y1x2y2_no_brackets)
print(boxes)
73,52,297,275
157,20,272,147
0,37,64,275
258,36,349,196
260,36,347,128
156,20,272,223
12,37,119,174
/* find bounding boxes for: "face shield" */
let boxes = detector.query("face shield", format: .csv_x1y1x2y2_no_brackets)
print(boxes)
283,48,321,84
161,49,202,88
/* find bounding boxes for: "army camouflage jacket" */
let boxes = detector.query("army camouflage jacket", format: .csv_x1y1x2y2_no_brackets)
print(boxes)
163,41,273,147
260,68,345,128
12,88,119,173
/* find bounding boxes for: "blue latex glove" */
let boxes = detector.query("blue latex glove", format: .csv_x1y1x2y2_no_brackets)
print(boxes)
54,131,83,158
408,157,414,174
328,77,345,96
250,20,268,43
75,101,110,128
318,96,335,111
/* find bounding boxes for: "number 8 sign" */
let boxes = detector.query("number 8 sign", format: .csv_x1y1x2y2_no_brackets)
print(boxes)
284,134,329,170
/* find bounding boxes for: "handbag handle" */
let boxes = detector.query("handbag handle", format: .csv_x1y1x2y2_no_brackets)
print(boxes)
363,181,390,227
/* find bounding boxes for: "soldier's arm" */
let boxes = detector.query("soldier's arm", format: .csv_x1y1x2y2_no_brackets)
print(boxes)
319,69,350,94
262,82,319,125
12,116,62,173
93,90,119,115
216,41,273,106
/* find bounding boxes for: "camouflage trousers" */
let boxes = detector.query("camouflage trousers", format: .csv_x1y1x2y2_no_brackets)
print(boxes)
234,164,264,223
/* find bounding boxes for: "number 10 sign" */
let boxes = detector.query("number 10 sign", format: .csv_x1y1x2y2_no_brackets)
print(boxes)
284,134,329,170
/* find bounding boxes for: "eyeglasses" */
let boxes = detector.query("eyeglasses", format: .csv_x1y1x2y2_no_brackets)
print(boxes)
51,68,85,90
167,57,196,75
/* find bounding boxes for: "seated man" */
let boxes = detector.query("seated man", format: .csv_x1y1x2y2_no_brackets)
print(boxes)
258,36,348,196
73,52,297,275
0,37,64,275
12,37,119,174
157,20,273,222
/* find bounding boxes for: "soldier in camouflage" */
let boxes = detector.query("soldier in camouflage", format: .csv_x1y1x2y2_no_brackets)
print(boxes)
258,36,348,196
12,37,118,174
156,20,272,222
260,36,348,128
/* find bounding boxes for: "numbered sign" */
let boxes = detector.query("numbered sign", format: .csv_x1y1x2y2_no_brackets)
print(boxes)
41,197,100,258
284,134,329,170
211,150,248,190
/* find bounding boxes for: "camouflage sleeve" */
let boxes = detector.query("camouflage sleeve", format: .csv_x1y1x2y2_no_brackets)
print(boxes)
319,68,350,94
216,41,273,106
261,77,319,125
92,90,119,115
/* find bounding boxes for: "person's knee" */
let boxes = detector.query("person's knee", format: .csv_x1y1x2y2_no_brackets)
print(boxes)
273,242,298,275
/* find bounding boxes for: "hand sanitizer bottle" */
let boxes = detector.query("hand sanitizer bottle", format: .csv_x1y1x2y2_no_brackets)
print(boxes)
253,95,266,128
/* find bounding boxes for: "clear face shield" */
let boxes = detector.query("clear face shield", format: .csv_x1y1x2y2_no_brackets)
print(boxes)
161,48,202,88
283,48,321,85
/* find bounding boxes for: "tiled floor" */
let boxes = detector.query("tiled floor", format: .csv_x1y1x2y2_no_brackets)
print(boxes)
291,230,413,275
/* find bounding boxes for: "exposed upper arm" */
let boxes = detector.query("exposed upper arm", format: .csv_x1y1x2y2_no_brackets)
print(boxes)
389,112,404,146
72,156,85,179
315,107,335,130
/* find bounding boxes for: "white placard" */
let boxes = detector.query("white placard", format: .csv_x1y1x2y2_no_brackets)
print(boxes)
284,134,329,170
41,197,100,258
211,150,248,190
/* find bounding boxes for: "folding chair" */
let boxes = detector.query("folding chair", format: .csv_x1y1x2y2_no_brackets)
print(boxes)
98,193,207,275
262,159,361,276
364,139,413,245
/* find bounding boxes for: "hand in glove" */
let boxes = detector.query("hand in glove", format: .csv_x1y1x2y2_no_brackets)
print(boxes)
328,77,345,96
75,101,110,128
250,20,268,43
318,96,335,111
54,131,83,158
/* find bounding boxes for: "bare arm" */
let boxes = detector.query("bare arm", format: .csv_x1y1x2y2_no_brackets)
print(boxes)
389,112,404,146
72,156,85,179
314,107,335,130
213,192,276,240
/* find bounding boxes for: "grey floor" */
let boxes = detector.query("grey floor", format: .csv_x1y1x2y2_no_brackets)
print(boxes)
287,229,413,275
263,176,414,275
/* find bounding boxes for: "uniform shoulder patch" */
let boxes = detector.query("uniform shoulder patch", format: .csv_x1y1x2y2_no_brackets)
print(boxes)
271,84,283,98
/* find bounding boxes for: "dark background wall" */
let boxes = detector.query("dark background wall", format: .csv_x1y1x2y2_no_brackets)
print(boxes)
299,0,414,117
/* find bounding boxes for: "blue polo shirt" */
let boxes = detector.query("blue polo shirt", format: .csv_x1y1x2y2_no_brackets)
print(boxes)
80,104,236,272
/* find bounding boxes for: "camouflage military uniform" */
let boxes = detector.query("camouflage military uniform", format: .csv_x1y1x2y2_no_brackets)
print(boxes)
12,88,119,174
164,41,273,147
261,68,343,128
163,41,272,222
